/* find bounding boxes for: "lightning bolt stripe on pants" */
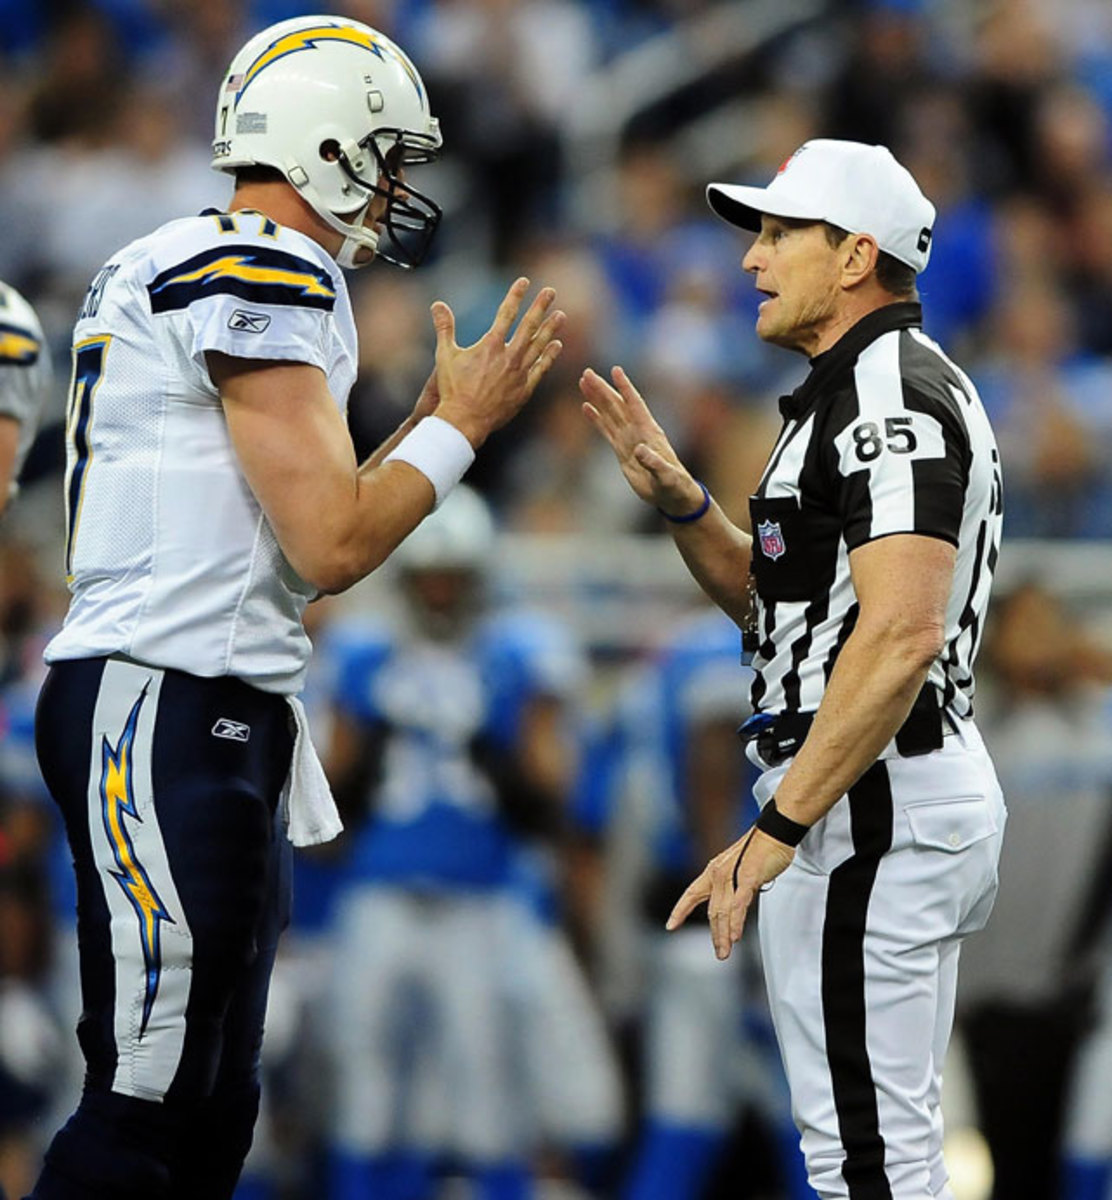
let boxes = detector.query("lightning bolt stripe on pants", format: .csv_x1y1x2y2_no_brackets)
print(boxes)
88,658,193,1101
99,682,174,1038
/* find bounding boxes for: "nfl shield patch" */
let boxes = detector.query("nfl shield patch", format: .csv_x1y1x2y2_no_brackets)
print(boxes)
758,519,786,560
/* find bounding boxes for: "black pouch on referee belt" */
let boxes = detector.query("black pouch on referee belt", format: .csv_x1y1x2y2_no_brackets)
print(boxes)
737,711,812,765
738,685,944,766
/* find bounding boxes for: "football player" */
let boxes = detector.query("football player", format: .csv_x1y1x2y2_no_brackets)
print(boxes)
29,16,562,1199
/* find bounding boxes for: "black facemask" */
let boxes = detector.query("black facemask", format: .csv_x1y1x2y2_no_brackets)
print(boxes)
338,128,442,268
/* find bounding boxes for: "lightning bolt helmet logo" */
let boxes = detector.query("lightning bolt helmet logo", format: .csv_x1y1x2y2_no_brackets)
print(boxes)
235,23,425,106
0,324,41,364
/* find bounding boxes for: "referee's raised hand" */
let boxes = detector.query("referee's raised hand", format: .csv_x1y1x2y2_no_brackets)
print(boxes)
579,365,705,517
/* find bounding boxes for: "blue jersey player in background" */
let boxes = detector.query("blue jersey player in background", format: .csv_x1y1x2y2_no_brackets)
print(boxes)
322,486,621,1200
585,605,809,1200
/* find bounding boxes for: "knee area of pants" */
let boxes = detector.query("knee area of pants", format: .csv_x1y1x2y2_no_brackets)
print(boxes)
805,1148,881,1200
163,1086,261,1186
41,1091,175,1194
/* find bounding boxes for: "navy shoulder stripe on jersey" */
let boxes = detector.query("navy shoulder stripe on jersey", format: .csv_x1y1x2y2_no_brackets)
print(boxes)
0,321,42,365
147,244,337,314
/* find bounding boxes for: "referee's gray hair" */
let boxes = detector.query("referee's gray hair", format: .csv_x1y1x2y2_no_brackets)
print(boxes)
823,223,919,300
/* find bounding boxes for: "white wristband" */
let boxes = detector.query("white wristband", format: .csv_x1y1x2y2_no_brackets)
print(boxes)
383,415,476,509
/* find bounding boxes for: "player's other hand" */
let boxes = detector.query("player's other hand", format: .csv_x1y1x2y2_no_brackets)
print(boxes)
580,366,707,519
431,277,565,448
410,367,441,424
666,827,796,960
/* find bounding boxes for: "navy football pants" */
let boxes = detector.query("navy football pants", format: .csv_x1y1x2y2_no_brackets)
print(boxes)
29,656,293,1198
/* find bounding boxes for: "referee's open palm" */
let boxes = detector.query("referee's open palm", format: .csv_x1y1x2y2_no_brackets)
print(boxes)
580,366,700,514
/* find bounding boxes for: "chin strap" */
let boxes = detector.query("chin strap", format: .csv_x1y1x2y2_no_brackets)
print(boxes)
333,223,379,270
284,163,380,269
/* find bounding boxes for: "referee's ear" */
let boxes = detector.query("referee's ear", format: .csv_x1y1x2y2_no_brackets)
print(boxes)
840,232,881,291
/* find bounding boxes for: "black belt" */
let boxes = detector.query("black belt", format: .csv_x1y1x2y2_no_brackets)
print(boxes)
738,686,946,766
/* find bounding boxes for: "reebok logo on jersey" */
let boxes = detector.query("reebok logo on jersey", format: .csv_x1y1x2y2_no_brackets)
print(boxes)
228,309,271,333
212,718,251,742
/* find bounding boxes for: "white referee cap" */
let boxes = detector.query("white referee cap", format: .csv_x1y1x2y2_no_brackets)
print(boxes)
706,139,937,273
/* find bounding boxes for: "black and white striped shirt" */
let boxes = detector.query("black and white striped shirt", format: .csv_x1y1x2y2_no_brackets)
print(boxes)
747,302,1002,723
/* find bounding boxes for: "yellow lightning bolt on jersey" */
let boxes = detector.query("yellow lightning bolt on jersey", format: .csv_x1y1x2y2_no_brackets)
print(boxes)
164,254,336,301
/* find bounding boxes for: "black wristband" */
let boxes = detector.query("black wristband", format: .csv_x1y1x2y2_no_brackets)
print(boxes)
657,480,711,524
755,797,810,847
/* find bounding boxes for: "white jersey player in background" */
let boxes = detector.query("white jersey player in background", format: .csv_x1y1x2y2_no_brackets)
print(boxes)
28,15,564,1200
0,280,51,516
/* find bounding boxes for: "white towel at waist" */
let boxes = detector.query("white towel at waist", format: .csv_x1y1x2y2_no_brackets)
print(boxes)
282,696,343,847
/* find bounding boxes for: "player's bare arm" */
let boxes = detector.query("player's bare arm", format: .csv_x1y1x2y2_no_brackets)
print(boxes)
580,365,754,627
215,277,564,594
667,532,955,959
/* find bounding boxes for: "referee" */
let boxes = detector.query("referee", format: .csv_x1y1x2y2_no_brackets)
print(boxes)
581,139,1006,1199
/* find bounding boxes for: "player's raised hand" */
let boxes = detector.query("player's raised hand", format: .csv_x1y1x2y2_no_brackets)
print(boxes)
666,827,796,960
432,277,565,448
580,366,706,517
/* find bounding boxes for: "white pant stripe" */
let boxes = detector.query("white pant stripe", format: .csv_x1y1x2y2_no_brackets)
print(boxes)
88,657,193,1100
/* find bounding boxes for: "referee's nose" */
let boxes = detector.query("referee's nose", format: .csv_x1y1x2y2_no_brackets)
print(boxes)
742,236,764,275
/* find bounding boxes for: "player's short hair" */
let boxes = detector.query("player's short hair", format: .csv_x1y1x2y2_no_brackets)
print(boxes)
233,164,286,187
824,222,918,299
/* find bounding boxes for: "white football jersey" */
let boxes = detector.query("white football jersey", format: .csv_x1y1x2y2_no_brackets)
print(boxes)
0,279,52,502
45,209,358,694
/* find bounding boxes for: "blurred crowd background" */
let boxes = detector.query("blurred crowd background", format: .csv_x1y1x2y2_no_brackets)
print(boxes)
2,0,1112,1197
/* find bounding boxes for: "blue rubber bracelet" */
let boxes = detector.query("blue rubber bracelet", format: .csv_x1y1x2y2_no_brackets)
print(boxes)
658,481,711,524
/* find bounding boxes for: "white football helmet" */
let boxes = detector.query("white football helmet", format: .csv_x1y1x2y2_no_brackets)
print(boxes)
394,486,496,638
212,15,442,269
394,485,495,574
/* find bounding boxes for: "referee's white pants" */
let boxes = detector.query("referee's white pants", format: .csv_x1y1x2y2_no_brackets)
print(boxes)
755,720,1006,1199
